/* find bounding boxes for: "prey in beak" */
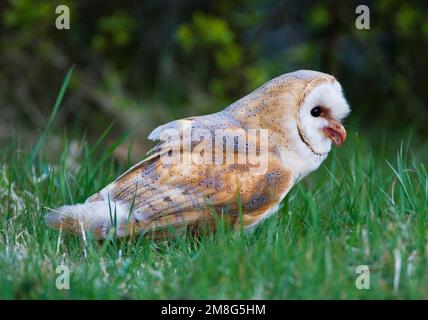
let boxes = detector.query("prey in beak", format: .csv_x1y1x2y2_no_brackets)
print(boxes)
323,119,347,146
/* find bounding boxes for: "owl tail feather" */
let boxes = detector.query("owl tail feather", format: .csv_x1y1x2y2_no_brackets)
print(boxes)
44,201,131,240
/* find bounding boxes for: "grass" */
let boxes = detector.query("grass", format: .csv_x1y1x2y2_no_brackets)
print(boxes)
1,73,428,299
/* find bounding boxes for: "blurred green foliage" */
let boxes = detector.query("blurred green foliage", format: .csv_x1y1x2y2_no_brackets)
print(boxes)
4,0,52,29
0,0,427,149
92,12,137,51
175,10,267,100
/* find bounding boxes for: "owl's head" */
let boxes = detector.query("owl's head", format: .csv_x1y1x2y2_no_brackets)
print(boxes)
295,72,351,156
228,70,351,157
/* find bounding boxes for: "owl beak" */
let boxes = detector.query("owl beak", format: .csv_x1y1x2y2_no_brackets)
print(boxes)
323,120,347,146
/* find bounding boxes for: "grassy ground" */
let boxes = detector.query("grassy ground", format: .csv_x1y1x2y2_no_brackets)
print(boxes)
2,130,428,299
1,74,428,299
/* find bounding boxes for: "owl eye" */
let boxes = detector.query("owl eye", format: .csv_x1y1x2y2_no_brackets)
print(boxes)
311,106,322,117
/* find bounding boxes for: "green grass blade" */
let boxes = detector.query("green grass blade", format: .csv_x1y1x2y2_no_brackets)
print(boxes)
30,66,75,163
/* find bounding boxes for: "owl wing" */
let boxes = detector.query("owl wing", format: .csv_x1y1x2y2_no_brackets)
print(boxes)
86,113,292,238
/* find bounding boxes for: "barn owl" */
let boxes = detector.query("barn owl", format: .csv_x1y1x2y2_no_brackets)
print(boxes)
45,70,350,240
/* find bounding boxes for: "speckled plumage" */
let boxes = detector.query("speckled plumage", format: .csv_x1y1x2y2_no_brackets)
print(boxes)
45,70,350,240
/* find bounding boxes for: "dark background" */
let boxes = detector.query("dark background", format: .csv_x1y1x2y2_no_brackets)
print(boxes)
1,0,427,161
